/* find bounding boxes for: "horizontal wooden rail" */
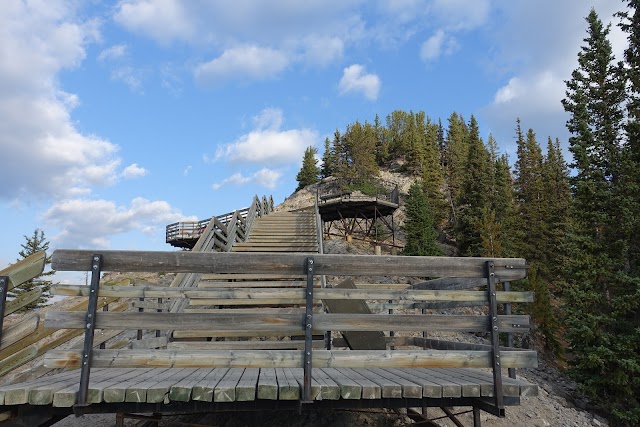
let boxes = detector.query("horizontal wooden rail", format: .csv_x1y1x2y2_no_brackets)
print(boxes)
51,250,527,279
1,313,39,350
50,284,533,303
3,288,42,316
0,251,46,292
43,349,538,369
44,312,530,333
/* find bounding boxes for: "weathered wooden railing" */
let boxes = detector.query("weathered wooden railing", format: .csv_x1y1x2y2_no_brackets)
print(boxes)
165,195,274,250
46,250,536,412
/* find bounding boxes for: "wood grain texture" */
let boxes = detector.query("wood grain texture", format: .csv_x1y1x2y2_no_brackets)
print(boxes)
51,250,527,280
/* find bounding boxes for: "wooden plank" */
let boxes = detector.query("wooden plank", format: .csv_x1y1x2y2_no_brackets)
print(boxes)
235,368,259,401
275,368,298,400
87,368,148,404
45,311,531,333
0,370,79,405
191,368,230,402
51,285,532,303
0,297,118,362
130,336,168,350
3,288,42,316
214,368,243,402
168,368,214,402
367,368,417,398
232,247,318,252
103,368,171,403
52,368,130,407
45,349,538,370
382,368,441,398
425,368,481,397
312,369,341,400
323,278,385,350
201,273,306,280
125,368,179,403
184,307,310,314
322,368,361,399
337,368,381,399
30,369,107,406
130,300,170,311
288,368,321,400
147,368,198,403
0,251,46,292
1,313,39,350
257,368,278,400
413,277,487,290
167,340,324,350
406,368,461,398
51,250,528,280
198,281,313,288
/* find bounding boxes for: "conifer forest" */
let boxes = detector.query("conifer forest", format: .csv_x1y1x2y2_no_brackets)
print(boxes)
297,3,640,425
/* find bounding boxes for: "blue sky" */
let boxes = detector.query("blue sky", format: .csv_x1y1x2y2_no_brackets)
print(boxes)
0,0,626,273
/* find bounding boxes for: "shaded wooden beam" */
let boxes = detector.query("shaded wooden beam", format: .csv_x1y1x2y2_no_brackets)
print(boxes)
44,311,531,333
51,250,527,280
43,349,538,369
50,285,533,303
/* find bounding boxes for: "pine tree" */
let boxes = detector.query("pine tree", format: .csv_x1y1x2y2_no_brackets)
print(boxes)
11,228,54,310
295,146,320,190
403,181,441,256
562,9,638,424
320,137,336,179
454,116,491,256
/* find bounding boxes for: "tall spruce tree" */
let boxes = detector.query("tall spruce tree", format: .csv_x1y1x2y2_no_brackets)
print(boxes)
295,146,320,190
11,229,54,310
454,116,491,256
562,8,638,424
403,181,441,256
320,138,335,179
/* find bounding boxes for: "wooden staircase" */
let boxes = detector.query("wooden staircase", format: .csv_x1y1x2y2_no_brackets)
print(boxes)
232,209,319,253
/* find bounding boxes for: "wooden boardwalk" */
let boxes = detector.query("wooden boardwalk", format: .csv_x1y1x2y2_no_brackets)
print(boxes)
0,367,536,407
0,201,538,426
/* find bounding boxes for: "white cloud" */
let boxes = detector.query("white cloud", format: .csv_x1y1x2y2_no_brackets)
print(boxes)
195,45,290,85
420,29,459,62
338,64,381,101
212,168,282,190
214,108,318,165
122,163,148,178
480,0,622,151
111,66,143,91
114,0,194,45
44,197,196,248
97,44,128,62
183,165,192,176
302,36,344,66
430,0,491,31
0,1,126,201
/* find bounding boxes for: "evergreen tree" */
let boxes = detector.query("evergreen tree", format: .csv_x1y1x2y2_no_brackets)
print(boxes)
420,118,446,224
11,229,54,310
320,138,336,179
442,112,469,228
562,9,638,424
335,121,379,184
454,116,491,256
295,146,320,190
403,181,441,256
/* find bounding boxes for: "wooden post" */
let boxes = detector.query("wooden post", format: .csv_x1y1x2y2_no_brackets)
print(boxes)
0,276,8,345
76,254,102,411
302,257,315,403
486,261,504,412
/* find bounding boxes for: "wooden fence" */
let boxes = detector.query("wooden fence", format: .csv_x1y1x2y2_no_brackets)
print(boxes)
45,250,536,409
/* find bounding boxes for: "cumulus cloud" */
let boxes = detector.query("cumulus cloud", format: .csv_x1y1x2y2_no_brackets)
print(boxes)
97,44,128,61
194,45,289,85
420,29,459,62
338,64,381,101
212,168,282,190
0,1,126,201
44,197,196,248
302,36,344,66
122,163,148,178
480,0,622,151
214,108,318,165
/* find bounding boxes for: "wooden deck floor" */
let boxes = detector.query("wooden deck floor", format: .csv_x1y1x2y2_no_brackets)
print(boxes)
0,368,537,408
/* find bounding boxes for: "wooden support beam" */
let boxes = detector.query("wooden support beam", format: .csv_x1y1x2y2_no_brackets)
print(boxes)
3,289,42,316
43,349,538,369
50,285,533,303
1,313,39,350
45,311,530,333
0,251,46,292
51,250,527,280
